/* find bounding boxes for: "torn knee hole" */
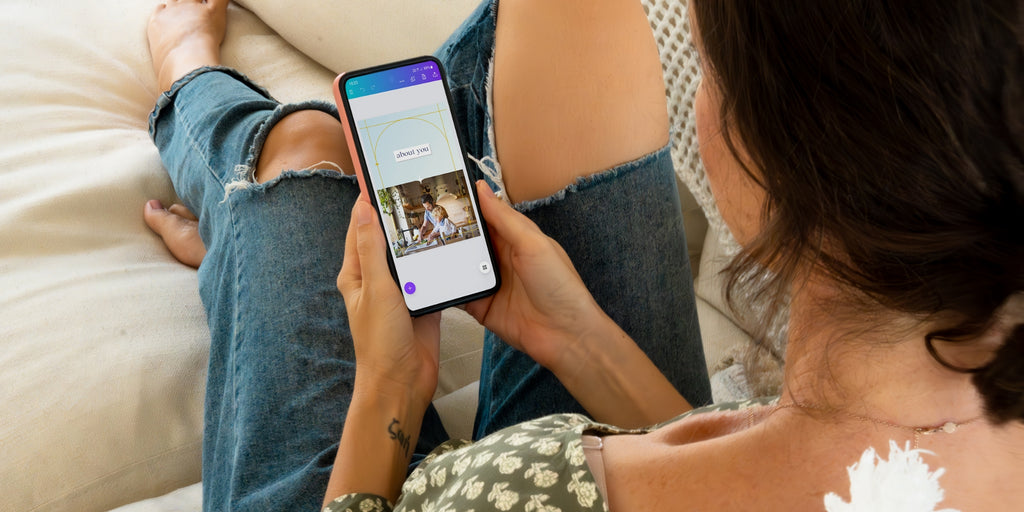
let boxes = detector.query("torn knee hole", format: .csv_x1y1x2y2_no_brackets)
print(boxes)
255,110,351,183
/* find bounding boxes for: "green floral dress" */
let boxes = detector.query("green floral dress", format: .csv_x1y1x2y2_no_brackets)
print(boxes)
324,399,771,512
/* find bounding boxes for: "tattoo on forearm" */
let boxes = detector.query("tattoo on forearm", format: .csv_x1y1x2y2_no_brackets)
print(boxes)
388,418,411,457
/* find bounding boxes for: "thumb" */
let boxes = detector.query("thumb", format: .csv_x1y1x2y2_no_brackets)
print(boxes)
474,180,581,278
352,200,392,287
476,180,545,249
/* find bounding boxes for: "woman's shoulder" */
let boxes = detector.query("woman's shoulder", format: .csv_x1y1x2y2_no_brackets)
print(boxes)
416,413,606,471
649,396,779,428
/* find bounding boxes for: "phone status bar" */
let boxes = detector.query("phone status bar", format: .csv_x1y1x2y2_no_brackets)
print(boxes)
345,61,442,99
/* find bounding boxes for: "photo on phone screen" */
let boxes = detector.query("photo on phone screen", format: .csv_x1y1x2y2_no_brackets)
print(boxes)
335,57,500,315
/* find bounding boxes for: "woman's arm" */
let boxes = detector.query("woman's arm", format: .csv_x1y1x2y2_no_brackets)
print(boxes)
323,381,426,506
466,182,691,428
328,198,442,506
549,310,692,428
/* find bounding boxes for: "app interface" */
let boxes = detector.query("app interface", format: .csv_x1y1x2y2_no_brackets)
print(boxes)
344,61,497,311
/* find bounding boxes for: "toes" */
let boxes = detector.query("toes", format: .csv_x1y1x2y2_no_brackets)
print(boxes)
144,200,207,268
168,203,198,221
143,199,175,234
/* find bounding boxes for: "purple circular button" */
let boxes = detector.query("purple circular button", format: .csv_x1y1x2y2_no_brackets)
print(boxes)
404,282,416,295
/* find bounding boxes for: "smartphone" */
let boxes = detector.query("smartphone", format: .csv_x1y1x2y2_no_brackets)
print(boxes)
334,56,500,316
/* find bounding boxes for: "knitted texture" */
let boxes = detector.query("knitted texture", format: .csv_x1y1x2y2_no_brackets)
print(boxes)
642,0,735,254
643,0,787,398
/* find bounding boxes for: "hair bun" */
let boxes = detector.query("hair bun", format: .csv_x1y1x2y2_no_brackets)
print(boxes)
973,323,1024,424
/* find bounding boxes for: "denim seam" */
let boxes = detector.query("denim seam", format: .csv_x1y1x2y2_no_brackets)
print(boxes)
171,100,226,193
228,191,245,413
485,0,500,171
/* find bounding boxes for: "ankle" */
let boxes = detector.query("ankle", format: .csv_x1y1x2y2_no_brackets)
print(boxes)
157,41,221,92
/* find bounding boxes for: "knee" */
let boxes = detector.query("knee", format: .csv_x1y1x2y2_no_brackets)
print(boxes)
255,110,352,183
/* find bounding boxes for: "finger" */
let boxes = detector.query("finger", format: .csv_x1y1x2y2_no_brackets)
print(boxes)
352,200,392,288
476,180,545,245
338,200,365,300
478,180,564,273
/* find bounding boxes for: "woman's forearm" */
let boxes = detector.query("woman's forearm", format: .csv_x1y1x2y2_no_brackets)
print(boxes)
322,378,428,507
551,314,692,428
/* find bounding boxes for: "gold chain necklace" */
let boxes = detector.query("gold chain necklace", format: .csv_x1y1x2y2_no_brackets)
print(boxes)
764,402,984,449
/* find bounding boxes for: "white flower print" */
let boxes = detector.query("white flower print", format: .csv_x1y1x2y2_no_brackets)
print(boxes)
452,454,472,476
531,438,562,456
472,451,495,468
568,470,599,507
493,451,525,475
358,497,385,512
487,482,521,511
430,466,447,487
564,415,588,427
525,494,562,512
462,475,484,500
549,417,572,429
519,419,545,431
478,433,505,447
505,432,534,446
565,439,586,466
440,478,462,502
407,471,428,496
824,441,959,512
525,462,560,488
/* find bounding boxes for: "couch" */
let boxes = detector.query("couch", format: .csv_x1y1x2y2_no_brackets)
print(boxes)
0,1,763,510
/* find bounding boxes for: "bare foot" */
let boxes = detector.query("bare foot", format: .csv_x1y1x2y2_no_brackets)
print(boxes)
144,200,207,268
148,0,229,92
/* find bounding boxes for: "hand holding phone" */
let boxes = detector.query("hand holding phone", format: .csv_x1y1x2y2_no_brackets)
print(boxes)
334,57,500,316
463,180,609,371
338,198,442,407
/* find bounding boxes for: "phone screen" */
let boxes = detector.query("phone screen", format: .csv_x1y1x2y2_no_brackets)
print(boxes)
335,57,500,315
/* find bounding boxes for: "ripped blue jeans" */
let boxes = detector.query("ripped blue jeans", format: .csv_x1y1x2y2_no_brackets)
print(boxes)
148,1,709,510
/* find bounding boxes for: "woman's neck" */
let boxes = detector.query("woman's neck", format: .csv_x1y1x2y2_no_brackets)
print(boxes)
779,279,986,429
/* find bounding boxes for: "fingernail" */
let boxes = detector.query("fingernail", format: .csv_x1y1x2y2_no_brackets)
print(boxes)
147,199,163,210
477,180,495,198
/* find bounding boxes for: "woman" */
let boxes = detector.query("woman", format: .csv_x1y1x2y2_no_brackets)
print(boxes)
425,205,457,242
145,0,1023,510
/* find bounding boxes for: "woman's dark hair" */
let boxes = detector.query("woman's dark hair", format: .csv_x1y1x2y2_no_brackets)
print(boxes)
692,1,1023,422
